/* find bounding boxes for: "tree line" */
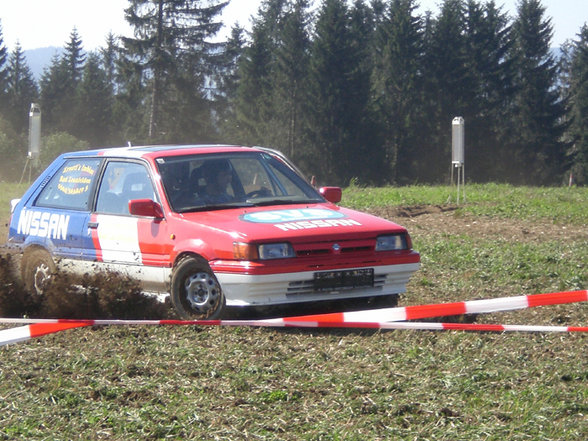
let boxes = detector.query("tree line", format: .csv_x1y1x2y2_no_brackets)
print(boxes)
0,0,587,186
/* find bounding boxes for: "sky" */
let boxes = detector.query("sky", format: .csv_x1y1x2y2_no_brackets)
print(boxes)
0,0,586,51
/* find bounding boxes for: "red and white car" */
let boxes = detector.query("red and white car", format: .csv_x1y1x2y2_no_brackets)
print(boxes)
8,145,420,319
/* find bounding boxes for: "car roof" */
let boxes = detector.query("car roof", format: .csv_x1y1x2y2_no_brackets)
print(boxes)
63,144,264,160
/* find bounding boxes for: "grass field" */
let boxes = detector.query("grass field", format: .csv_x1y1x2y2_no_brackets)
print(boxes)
0,183,587,440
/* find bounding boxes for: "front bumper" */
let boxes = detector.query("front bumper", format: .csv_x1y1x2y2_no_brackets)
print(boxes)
216,263,420,306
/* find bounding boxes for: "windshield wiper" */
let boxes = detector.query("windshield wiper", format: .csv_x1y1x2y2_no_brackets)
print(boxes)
178,201,254,213
246,197,316,207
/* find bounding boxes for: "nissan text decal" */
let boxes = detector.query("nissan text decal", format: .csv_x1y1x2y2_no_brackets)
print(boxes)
242,209,362,231
17,209,70,240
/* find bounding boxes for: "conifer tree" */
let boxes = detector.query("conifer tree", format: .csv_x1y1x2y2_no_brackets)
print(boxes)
113,52,147,144
122,0,228,141
307,0,373,185
271,0,311,161
39,53,71,132
39,29,87,135
463,0,514,181
216,25,245,142
0,22,9,118
101,33,119,96
234,0,288,146
63,28,86,85
371,0,424,184
75,53,113,145
567,24,588,184
420,0,468,182
509,0,569,184
6,42,39,134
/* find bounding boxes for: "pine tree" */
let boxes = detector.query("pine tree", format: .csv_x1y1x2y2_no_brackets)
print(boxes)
101,33,119,96
0,22,9,118
371,0,424,184
122,0,228,141
75,53,113,145
347,0,381,183
271,0,311,161
39,29,87,135
463,0,514,181
112,51,147,144
567,24,588,185
6,42,39,134
509,0,569,184
307,0,374,185
63,28,86,86
216,25,245,142
234,0,289,146
39,53,71,131
420,0,468,182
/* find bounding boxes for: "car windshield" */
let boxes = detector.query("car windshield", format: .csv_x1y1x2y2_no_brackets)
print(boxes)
156,151,324,213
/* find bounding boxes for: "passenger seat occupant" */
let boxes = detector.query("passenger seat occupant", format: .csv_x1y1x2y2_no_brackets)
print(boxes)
202,159,233,204
122,172,154,201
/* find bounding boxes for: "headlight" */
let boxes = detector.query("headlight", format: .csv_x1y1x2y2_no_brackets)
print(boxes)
233,242,295,260
375,234,408,251
259,243,295,259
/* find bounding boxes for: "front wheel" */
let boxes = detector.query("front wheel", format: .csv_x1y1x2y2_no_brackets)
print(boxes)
22,248,56,295
170,257,226,320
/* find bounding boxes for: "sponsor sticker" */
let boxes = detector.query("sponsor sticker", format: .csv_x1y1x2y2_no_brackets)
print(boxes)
57,163,96,195
241,208,361,231
17,208,70,240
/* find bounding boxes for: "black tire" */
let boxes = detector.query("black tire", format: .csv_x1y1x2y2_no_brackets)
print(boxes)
170,257,226,319
22,248,56,295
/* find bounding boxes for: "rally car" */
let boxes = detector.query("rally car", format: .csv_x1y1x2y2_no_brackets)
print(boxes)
7,145,420,319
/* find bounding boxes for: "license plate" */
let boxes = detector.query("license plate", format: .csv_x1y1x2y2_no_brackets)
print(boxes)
313,268,374,291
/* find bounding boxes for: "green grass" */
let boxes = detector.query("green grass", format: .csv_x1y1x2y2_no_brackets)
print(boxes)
0,182,29,221
0,182,587,440
344,183,588,224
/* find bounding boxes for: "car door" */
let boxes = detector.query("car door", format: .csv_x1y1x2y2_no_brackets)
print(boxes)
84,160,171,291
28,157,102,260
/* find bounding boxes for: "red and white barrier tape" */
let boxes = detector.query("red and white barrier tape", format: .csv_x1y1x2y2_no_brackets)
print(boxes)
279,289,588,324
1,289,586,346
0,322,91,347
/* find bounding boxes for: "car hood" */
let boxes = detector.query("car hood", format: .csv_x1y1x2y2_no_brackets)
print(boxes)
174,203,408,243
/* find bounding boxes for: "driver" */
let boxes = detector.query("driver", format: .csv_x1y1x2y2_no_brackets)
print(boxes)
202,159,234,204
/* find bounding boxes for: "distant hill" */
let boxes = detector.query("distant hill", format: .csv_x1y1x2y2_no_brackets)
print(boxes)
23,47,64,81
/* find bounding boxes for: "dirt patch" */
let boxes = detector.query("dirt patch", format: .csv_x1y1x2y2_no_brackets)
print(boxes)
369,205,587,244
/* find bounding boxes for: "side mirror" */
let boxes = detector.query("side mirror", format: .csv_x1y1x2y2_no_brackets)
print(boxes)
129,199,164,218
319,186,342,204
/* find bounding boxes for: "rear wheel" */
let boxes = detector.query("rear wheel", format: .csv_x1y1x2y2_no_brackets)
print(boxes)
170,257,225,319
22,248,56,295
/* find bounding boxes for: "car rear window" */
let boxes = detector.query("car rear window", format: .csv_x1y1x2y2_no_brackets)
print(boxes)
35,158,101,210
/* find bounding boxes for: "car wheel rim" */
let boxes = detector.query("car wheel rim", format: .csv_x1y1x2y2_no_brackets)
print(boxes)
33,263,52,295
184,272,220,313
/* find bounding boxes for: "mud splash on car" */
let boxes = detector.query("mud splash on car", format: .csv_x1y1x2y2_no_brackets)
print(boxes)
0,252,170,319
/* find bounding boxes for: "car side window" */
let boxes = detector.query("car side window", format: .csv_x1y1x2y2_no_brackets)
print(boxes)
95,161,155,215
35,158,101,210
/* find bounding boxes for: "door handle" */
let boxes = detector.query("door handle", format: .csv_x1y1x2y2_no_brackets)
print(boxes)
88,222,99,229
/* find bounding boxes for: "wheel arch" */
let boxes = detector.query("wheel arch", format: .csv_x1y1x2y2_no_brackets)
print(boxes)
21,244,53,272
172,251,210,270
